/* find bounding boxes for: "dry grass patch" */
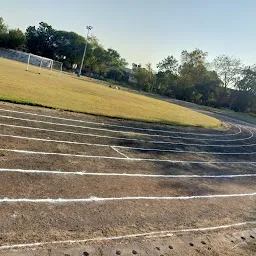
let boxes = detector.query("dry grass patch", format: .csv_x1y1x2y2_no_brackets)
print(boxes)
0,58,221,128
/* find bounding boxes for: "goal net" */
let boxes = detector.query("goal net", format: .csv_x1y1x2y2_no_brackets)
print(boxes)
26,53,63,75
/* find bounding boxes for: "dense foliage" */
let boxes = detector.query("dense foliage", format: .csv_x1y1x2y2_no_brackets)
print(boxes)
0,17,255,114
133,50,256,113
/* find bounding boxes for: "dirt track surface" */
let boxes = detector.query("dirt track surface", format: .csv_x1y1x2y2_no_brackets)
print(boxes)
0,102,255,255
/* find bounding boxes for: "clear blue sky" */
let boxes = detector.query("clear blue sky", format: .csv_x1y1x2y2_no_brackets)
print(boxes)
1,0,256,68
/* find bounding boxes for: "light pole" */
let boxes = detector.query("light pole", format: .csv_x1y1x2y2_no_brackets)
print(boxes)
78,25,93,77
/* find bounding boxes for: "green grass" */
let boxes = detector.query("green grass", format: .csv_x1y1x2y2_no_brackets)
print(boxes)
0,58,221,128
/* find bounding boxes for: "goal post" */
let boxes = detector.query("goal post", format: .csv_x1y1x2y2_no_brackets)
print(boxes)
26,53,31,71
50,60,63,75
25,53,63,75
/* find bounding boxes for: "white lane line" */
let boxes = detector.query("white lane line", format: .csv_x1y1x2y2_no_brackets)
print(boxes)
0,108,242,136
114,145,256,155
1,221,255,250
0,114,246,140
0,133,108,148
0,193,256,203
1,134,256,155
0,168,255,178
144,221,256,239
1,148,256,164
111,146,130,159
0,134,256,155
0,123,252,143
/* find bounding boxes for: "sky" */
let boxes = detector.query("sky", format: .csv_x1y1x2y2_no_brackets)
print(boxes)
1,0,256,68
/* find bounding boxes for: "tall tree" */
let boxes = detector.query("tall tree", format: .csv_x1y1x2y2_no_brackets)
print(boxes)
25,22,56,58
104,48,128,69
235,65,256,95
181,49,208,66
179,49,209,86
0,17,8,33
54,30,85,68
155,71,178,96
176,49,220,102
235,66,256,112
157,55,178,73
133,63,155,92
0,33,9,48
8,29,25,50
0,17,8,48
213,55,242,88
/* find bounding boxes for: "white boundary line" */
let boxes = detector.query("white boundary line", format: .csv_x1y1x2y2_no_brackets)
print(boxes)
114,145,256,155
1,134,256,154
0,192,256,203
0,108,242,136
1,221,255,250
0,168,255,178
0,114,245,140
1,148,256,164
0,123,252,143
111,146,130,159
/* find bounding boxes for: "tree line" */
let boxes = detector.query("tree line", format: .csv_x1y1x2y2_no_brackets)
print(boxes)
0,18,129,82
134,50,256,113
0,17,255,114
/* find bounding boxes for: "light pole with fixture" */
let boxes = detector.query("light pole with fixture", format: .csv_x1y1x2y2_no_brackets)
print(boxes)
78,25,93,77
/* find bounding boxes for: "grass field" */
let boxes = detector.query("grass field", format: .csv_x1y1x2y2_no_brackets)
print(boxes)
0,58,221,128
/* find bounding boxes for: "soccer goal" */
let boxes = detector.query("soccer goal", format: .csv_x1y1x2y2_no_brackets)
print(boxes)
26,53,63,75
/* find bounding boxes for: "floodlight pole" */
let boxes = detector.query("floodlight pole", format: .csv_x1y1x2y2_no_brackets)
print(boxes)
78,25,93,77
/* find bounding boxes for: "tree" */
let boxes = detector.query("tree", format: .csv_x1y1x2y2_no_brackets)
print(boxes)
155,71,178,95
179,49,209,85
25,26,39,53
133,63,155,92
213,55,242,89
53,30,86,68
157,55,178,73
0,17,8,48
176,49,220,102
236,66,256,95
90,46,108,75
194,70,221,105
235,66,256,112
181,49,208,66
155,56,179,95
0,33,9,48
0,17,8,34
24,21,128,79
106,68,124,81
25,22,56,58
104,48,128,70
8,29,25,49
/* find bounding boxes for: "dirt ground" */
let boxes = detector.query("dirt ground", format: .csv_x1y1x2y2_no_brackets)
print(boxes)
0,102,255,255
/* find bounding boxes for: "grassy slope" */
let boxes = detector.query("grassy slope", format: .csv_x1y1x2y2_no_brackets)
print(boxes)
0,58,220,128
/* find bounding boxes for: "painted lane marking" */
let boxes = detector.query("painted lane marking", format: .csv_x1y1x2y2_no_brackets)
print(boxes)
0,108,242,136
0,168,255,178
1,134,256,154
0,123,252,142
1,148,256,164
1,221,255,250
111,146,130,159
0,114,245,140
0,193,256,204
114,145,256,155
